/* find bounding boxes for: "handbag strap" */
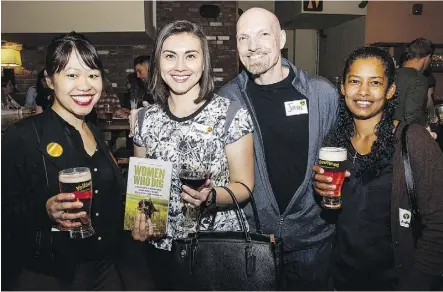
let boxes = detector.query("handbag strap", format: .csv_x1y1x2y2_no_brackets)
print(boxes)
235,181,262,233
220,186,251,242
401,124,419,218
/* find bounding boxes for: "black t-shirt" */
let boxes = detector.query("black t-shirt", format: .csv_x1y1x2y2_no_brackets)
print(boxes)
52,110,124,261
247,69,309,213
333,142,396,290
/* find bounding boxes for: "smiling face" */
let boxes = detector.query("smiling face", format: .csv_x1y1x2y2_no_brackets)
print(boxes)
160,33,204,98
236,8,285,76
46,49,103,117
341,57,395,121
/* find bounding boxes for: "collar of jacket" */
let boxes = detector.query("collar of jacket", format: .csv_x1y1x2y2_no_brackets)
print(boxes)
236,58,309,97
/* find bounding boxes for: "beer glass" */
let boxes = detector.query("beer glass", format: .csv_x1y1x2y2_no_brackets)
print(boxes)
103,103,113,124
319,147,347,209
428,106,440,132
59,167,95,239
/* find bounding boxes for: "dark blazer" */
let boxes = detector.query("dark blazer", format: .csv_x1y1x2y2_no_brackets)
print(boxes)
392,123,443,290
1,110,125,281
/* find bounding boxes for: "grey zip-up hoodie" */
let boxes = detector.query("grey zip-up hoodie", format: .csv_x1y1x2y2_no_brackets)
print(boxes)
218,59,340,251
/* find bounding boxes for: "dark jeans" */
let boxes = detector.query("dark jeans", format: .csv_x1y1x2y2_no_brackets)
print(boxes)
12,258,123,291
118,232,156,290
282,238,334,291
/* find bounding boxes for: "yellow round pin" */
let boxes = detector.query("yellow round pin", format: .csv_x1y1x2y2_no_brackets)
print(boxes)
46,142,63,157
207,127,213,133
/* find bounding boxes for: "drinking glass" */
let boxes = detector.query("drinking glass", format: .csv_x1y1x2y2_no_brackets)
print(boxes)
319,147,347,209
59,167,95,239
428,106,440,131
179,165,211,229
103,103,113,124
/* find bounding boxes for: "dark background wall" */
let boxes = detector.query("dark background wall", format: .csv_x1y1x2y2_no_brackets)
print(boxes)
11,1,238,98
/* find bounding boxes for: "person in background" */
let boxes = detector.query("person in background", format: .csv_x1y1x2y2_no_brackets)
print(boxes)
94,77,129,119
424,68,436,107
2,32,126,290
394,38,434,126
314,46,443,290
218,8,339,290
1,79,22,109
34,69,54,114
125,55,154,109
24,71,40,109
131,20,254,290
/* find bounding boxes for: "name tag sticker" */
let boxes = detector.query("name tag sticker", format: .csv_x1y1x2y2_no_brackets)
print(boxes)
399,208,411,228
193,123,213,135
284,99,308,116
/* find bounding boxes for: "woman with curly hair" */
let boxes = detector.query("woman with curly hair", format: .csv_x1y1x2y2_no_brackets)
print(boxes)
314,47,443,290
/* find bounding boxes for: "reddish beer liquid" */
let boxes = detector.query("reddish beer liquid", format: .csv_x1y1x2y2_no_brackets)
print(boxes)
60,181,93,224
323,171,346,196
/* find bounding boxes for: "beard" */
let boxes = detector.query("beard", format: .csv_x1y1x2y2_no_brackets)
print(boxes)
240,51,273,76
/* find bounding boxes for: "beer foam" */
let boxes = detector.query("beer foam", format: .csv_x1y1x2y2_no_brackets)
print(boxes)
319,147,347,162
59,169,92,183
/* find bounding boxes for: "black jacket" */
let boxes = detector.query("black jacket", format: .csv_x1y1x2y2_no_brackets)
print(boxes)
1,110,125,281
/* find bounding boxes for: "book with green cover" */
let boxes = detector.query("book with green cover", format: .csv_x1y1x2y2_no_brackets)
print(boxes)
124,157,173,237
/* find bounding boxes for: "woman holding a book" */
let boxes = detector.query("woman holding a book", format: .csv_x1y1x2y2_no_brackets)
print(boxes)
131,20,255,289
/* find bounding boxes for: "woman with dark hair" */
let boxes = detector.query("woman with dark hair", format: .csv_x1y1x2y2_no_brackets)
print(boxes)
2,32,125,290
131,20,254,289
33,69,54,114
314,47,443,290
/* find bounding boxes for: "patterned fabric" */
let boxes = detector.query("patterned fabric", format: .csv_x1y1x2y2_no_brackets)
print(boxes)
133,94,254,251
95,93,121,119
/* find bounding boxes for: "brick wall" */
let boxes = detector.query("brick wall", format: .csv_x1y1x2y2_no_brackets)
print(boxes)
12,1,238,96
13,44,153,96
156,1,238,90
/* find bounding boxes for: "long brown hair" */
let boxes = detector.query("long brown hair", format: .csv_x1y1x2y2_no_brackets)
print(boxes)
148,20,214,108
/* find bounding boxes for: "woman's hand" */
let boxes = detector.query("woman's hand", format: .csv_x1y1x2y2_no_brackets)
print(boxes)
313,165,351,197
132,213,155,242
181,179,212,208
46,193,85,229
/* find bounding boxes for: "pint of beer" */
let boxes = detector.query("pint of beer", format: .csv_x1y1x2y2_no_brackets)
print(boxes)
319,147,347,209
59,167,95,239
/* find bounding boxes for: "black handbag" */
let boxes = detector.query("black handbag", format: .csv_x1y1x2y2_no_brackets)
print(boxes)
401,124,426,246
171,182,283,291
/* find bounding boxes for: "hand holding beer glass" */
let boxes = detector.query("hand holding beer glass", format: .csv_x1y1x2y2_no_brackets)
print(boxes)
57,167,95,239
316,147,347,209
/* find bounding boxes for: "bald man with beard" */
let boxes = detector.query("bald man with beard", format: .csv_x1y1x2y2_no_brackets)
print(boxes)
218,8,339,290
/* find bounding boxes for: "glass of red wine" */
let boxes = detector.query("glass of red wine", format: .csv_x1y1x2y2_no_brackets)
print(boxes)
179,166,211,229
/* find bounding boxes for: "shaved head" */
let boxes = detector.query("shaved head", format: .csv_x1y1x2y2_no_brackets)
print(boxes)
237,8,282,34
236,8,286,81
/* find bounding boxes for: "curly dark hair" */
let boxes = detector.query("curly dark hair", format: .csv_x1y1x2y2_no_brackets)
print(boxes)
324,47,398,176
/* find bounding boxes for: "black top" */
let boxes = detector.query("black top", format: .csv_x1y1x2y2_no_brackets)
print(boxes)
2,109,125,279
333,142,396,290
51,111,123,261
247,69,309,213
35,88,54,110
